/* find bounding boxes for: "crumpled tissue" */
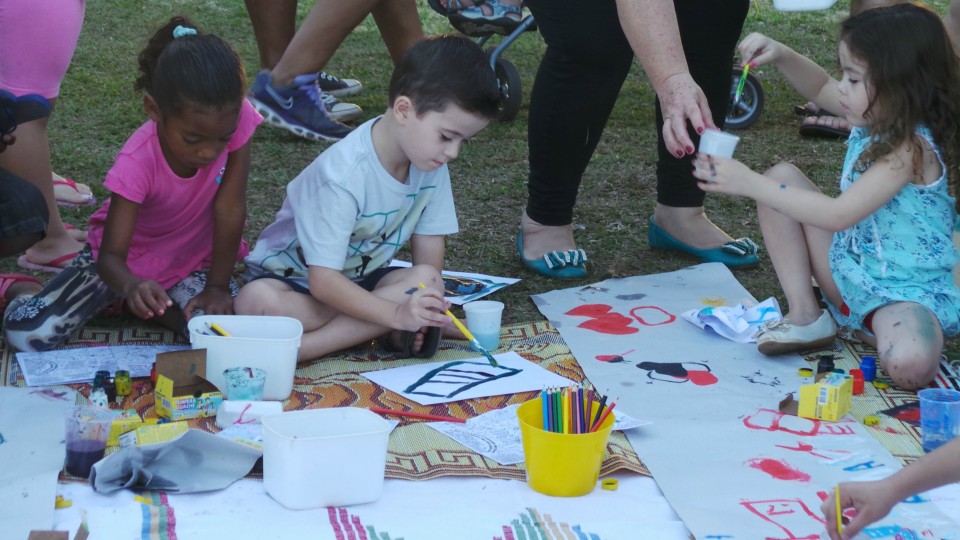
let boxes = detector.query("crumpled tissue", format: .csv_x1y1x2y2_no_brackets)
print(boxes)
681,297,782,343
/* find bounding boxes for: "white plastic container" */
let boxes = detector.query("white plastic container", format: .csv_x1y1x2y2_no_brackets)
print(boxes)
261,408,392,509
772,0,838,11
188,315,303,401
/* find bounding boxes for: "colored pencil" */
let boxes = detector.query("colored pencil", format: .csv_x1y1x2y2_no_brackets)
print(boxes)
419,282,498,367
208,322,231,337
541,389,549,431
577,386,585,433
369,407,466,423
591,400,617,432
562,388,569,434
592,392,608,428
835,486,843,536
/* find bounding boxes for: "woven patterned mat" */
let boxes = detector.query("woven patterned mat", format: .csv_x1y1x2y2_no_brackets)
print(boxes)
1,321,648,482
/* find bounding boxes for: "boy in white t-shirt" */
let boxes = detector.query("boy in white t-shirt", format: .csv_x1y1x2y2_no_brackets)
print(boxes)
238,34,500,361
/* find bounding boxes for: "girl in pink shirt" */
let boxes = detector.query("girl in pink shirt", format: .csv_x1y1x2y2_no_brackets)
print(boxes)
3,16,261,352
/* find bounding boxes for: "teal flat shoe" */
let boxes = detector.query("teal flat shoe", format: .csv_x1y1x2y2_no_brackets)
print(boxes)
647,218,761,269
516,229,588,279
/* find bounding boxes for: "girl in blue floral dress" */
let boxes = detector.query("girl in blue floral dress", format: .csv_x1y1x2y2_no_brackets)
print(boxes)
693,4,960,390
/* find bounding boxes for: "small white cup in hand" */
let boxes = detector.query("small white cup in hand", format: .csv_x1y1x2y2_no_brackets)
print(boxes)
698,129,740,158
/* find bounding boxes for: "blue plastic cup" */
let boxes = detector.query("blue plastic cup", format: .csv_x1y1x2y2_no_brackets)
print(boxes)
919,388,960,452
464,301,504,352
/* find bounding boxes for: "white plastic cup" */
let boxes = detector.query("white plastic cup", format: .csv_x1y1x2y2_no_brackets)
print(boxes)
463,300,505,351
698,129,740,158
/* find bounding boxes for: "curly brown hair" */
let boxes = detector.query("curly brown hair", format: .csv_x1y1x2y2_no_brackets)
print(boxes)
842,3,960,210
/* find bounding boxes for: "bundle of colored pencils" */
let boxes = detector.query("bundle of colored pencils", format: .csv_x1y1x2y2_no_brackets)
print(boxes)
540,385,616,434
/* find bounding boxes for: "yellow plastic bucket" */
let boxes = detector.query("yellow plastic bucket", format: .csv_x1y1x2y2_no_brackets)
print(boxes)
516,397,614,497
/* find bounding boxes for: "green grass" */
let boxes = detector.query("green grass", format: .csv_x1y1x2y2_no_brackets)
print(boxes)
13,0,958,359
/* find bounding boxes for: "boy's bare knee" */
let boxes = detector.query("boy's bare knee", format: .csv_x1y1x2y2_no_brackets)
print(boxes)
880,346,940,391
410,264,442,285
234,280,278,315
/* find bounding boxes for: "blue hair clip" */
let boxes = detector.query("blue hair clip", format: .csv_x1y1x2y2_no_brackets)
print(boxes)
172,25,197,39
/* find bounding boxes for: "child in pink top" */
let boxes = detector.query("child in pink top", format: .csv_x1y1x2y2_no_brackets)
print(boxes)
3,16,261,352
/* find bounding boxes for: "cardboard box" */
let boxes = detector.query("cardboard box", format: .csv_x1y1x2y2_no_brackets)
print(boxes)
154,349,222,420
798,372,852,422
107,409,144,446
118,421,189,447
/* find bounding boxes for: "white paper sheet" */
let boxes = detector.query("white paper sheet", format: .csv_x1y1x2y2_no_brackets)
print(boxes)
363,351,574,405
0,386,78,539
16,345,188,386
533,263,960,538
427,402,650,465
53,474,691,539
388,260,519,304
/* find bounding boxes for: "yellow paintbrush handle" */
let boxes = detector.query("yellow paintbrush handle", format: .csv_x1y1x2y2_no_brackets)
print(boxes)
418,282,476,341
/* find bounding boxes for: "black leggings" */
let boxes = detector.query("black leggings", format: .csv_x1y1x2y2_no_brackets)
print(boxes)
525,0,750,226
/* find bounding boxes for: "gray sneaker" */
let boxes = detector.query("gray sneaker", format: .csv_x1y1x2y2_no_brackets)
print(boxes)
756,309,837,356
317,71,363,97
319,91,363,123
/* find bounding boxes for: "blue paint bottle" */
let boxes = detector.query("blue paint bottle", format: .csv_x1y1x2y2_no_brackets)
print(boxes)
860,356,877,382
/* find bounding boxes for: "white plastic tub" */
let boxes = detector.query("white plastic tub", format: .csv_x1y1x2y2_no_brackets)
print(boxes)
261,408,392,509
772,0,838,11
188,315,303,401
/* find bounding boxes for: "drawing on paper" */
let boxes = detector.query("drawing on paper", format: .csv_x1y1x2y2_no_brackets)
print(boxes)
403,361,522,399
564,304,678,335
739,498,825,540
636,361,718,386
741,369,782,388
742,409,857,436
744,457,811,482
596,349,635,363
365,351,574,406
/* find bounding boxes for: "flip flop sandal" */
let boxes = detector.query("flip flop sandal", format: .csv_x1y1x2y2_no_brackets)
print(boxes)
17,251,78,274
0,90,51,134
798,119,850,139
53,177,96,207
0,273,41,311
381,326,442,358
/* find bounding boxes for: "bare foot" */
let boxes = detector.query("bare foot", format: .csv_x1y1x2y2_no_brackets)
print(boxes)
63,224,87,242
52,172,95,205
652,205,733,250
519,212,576,260
801,114,851,133
388,327,426,354
23,234,83,270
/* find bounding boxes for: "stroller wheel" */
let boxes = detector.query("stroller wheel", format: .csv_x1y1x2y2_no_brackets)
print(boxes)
726,66,764,130
486,48,522,122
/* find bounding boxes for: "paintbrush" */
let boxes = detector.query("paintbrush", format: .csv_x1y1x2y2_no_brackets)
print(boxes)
733,62,750,106
419,282,499,367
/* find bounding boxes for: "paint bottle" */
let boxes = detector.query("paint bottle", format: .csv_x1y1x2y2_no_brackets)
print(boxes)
860,356,877,382
849,369,865,395
89,387,109,410
93,370,111,388
114,370,131,401
816,355,835,374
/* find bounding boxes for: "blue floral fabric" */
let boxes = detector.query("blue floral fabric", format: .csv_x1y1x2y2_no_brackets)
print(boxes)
826,126,960,336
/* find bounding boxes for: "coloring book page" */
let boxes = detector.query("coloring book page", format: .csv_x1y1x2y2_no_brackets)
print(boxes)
427,402,649,465
17,345,188,386
533,263,960,538
363,351,573,406
389,260,519,304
